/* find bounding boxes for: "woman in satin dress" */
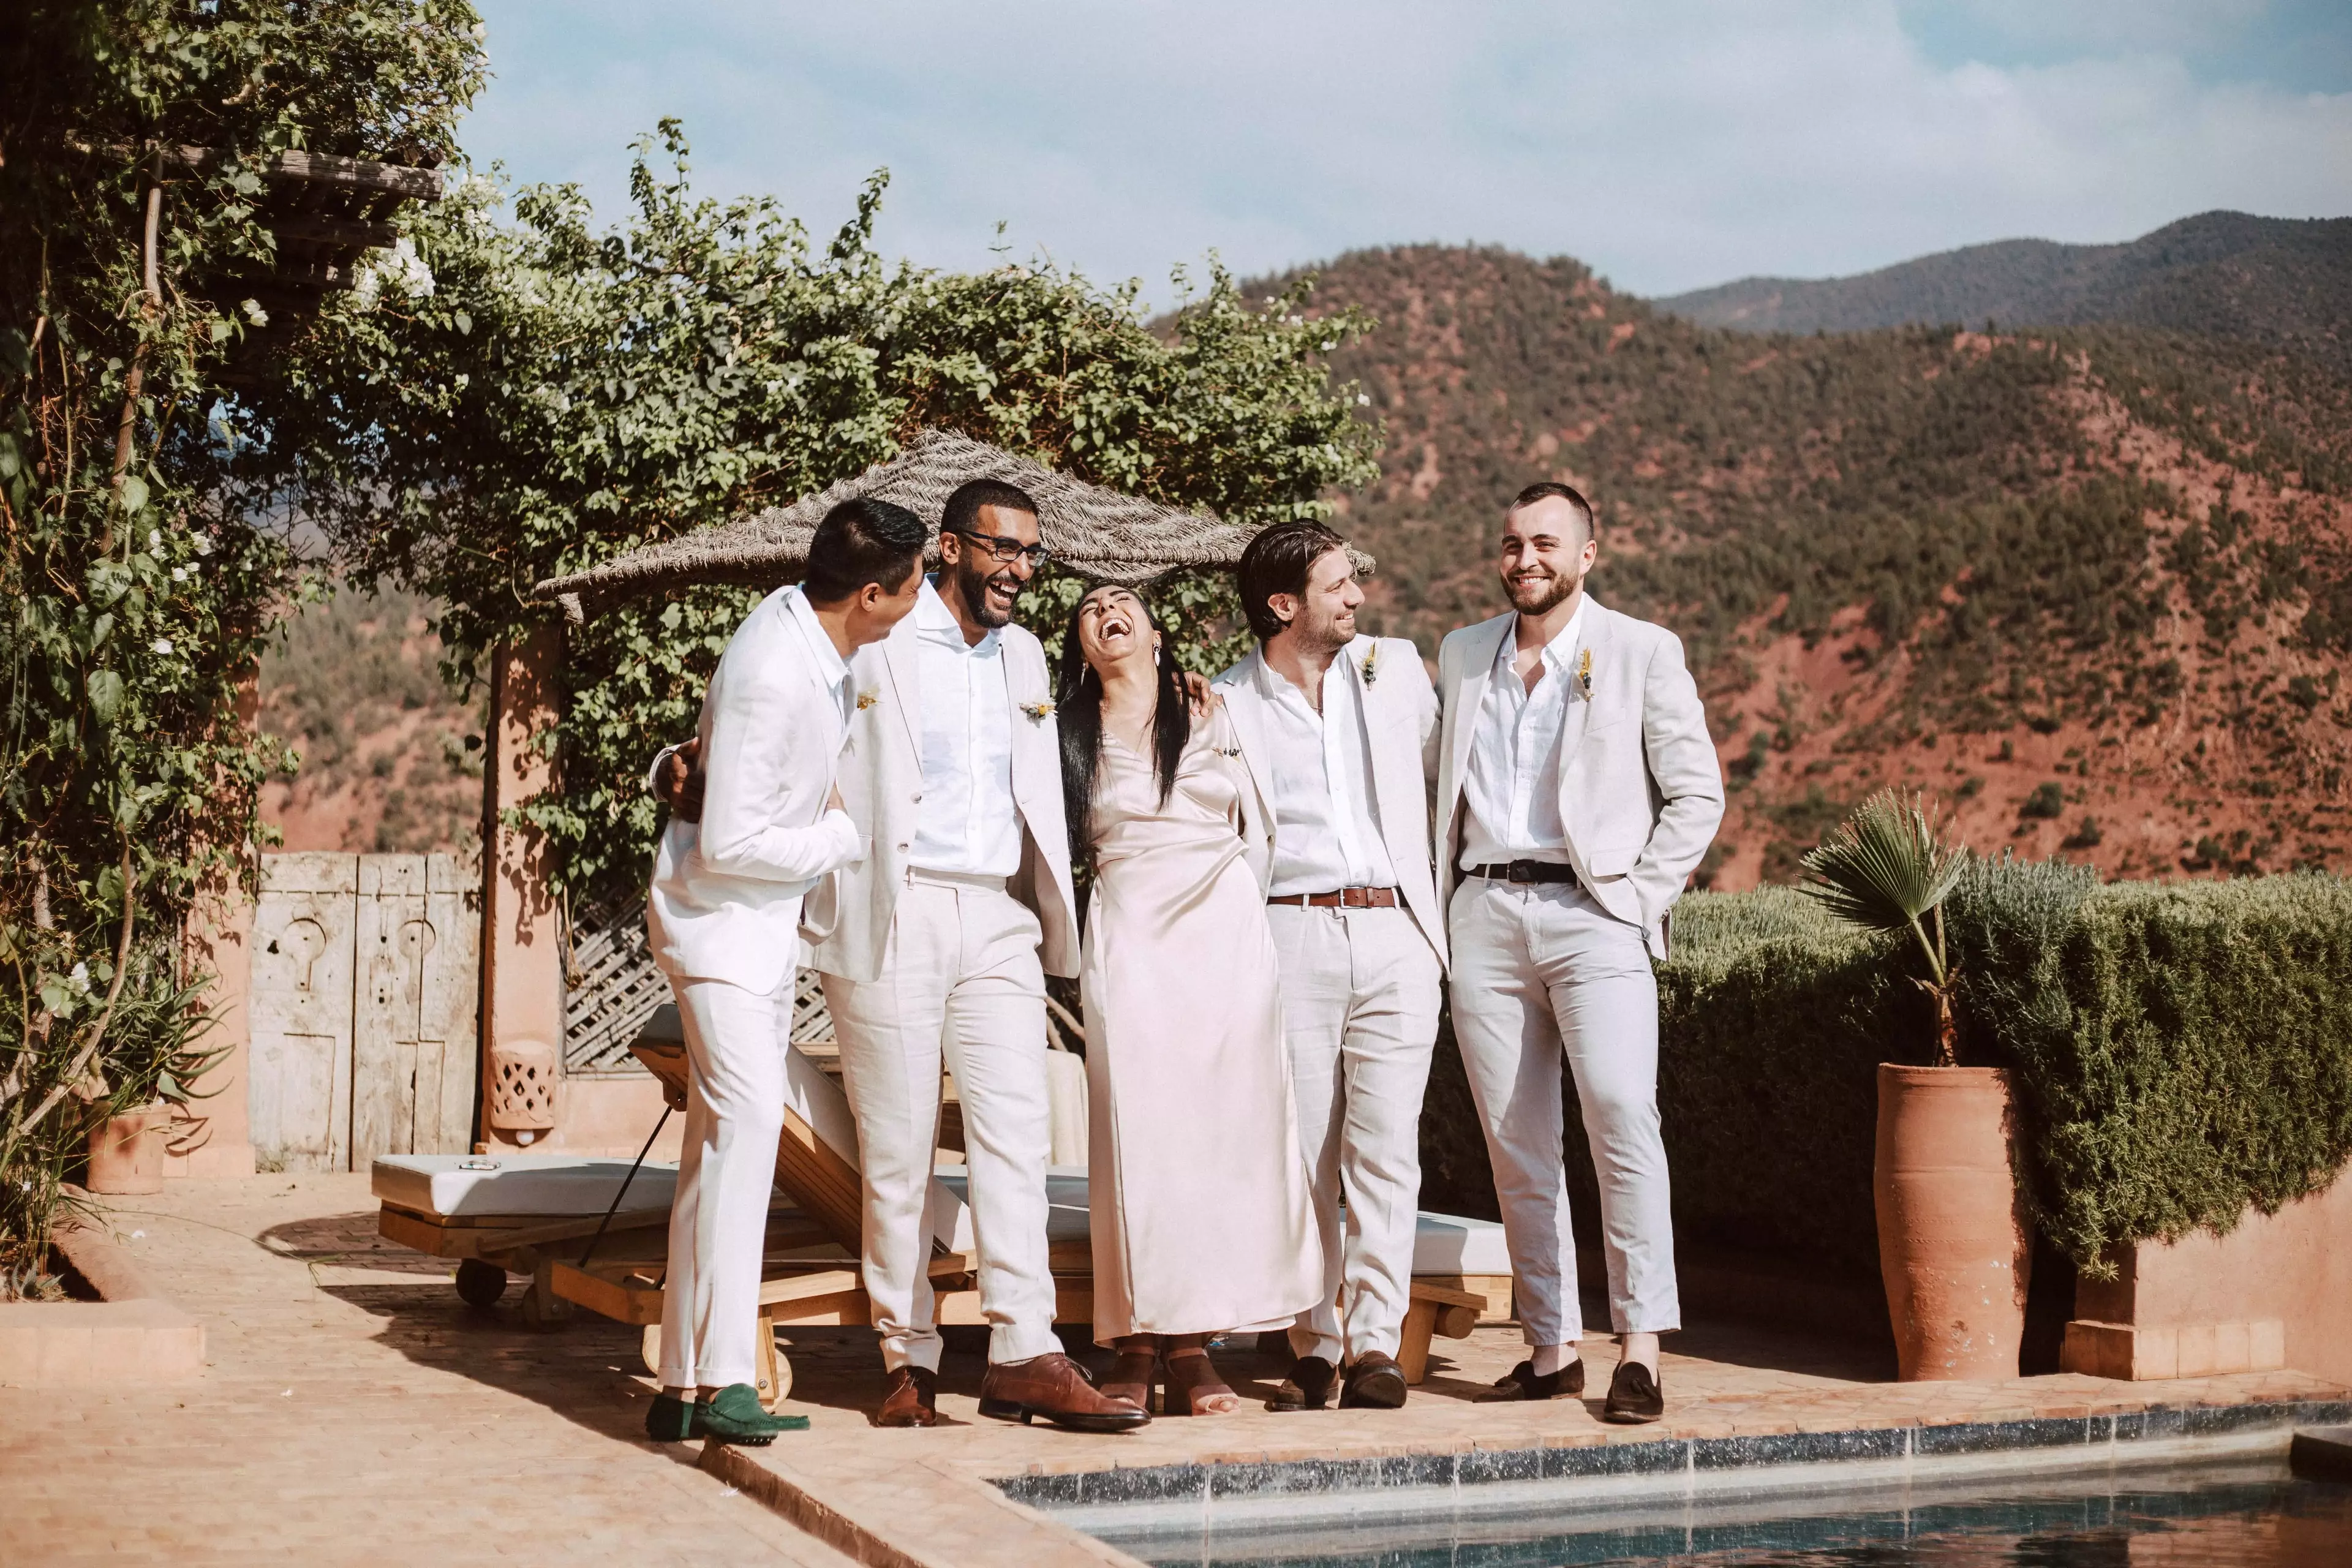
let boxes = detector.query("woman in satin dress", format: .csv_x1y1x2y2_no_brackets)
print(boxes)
1058,582,1321,1416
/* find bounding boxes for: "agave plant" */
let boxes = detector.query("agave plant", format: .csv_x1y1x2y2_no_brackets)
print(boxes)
1801,790,1972,1066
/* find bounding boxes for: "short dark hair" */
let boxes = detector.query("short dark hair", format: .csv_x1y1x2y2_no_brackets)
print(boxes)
802,497,925,605
941,479,1039,539
1236,520,1351,643
1507,481,1596,545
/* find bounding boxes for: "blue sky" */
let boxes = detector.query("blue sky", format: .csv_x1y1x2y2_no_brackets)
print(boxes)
461,1,2352,300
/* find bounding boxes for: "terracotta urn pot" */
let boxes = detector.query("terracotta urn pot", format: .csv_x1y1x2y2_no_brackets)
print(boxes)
85,1104,171,1195
1874,1064,2031,1380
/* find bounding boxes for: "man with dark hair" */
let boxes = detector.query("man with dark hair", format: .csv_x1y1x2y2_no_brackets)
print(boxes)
643,497,924,1445
1213,519,1447,1412
658,475,1145,1433
1432,483,1723,1423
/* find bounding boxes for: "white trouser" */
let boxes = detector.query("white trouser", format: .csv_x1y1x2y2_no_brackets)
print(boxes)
823,873,1058,1372
1268,903,1442,1364
659,975,799,1390
1446,876,1679,1344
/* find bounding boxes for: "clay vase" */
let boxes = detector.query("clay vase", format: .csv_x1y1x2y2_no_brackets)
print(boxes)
85,1104,171,1194
1874,1065,2031,1381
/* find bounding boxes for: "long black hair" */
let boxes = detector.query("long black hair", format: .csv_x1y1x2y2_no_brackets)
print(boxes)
1056,582,1192,855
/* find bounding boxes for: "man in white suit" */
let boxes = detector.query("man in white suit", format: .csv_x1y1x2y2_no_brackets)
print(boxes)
1434,482,1724,1423
1212,521,1447,1412
644,497,926,1445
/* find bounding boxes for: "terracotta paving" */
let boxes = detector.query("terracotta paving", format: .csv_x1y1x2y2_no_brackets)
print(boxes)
0,1175,854,1567
4,1175,2342,1568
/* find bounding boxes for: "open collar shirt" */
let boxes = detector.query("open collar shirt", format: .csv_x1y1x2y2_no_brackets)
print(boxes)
907,578,1022,878
784,586,856,734
1460,597,1587,868
1254,650,1397,897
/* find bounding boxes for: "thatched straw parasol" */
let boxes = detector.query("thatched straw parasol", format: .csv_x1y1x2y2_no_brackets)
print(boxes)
534,428,1370,620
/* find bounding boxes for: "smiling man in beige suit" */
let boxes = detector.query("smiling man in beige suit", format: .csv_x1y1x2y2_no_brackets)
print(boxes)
1212,520,1447,1413
1434,481,1723,1424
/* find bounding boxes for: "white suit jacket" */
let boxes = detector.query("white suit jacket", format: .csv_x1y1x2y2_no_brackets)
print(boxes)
805,610,1080,983
1434,598,1724,960
1212,636,1449,971
647,586,863,994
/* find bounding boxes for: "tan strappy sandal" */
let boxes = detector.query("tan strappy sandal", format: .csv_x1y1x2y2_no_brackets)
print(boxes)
1162,1336,1241,1416
1101,1335,1161,1412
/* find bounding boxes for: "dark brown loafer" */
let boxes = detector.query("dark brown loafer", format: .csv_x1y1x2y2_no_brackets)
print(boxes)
1265,1354,1337,1412
1475,1358,1585,1402
1603,1359,1663,1423
978,1352,1151,1432
875,1364,938,1427
1340,1350,1408,1409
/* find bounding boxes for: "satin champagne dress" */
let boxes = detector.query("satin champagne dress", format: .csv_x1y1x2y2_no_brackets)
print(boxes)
1080,706,1322,1340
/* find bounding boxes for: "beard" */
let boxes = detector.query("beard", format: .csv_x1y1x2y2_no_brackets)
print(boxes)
954,556,1020,628
1503,565,1580,616
1288,600,1356,657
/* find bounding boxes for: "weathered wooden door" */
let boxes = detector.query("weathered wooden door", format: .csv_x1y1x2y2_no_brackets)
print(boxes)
249,853,360,1171
249,851,480,1171
351,854,478,1166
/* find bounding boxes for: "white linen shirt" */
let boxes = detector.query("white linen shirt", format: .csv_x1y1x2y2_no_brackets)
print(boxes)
907,578,1022,878
1460,597,1587,867
1255,652,1397,897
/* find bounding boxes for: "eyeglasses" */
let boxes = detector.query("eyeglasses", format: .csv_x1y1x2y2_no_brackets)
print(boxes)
950,527,1051,567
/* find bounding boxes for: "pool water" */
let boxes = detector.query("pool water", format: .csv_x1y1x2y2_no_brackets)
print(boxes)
1094,1463,2352,1567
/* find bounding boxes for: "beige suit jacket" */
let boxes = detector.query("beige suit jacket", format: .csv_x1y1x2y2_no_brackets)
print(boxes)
1434,598,1724,960
804,612,1080,983
1212,635,1449,971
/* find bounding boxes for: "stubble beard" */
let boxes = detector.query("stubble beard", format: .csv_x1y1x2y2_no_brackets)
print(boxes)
955,557,1019,628
1504,567,1580,617
1289,601,1356,658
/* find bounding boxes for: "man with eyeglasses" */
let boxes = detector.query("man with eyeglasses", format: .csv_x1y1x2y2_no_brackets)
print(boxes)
658,478,1146,1433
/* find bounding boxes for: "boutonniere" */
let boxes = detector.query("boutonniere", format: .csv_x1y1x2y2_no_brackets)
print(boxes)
1212,744,1243,758
1359,645,1380,687
1575,648,1594,698
856,691,878,710
1020,700,1055,722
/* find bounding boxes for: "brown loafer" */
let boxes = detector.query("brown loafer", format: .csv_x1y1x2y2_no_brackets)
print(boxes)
978,1352,1151,1432
875,1364,938,1427
1265,1354,1337,1412
1474,1358,1585,1403
1339,1350,1408,1409
1602,1359,1663,1423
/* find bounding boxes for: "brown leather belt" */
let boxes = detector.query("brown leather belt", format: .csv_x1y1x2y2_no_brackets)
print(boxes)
1464,860,1580,886
1267,886,1401,909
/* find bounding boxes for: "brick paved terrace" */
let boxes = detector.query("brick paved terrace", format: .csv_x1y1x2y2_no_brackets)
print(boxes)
4,1176,2342,1567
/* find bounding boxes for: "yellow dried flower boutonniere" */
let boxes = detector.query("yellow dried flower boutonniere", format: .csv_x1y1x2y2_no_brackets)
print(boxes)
1359,644,1380,687
1020,700,1056,722
1575,647,1594,698
856,691,879,710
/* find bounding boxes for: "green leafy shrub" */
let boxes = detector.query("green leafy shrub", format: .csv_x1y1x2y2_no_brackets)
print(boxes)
2021,782,2067,818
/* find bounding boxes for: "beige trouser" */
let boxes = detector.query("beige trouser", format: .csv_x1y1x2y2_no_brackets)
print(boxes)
1270,903,1444,1365
822,871,1058,1372
658,975,823,1390
1447,876,1680,1344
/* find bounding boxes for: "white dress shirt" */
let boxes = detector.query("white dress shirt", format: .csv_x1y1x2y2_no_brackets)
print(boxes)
1256,653,1397,897
907,578,1022,878
1460,597,1587,868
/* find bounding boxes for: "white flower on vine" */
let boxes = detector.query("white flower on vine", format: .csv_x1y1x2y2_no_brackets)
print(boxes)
68,962,91,995
355,236,435,306
241,298,270,328
194,532,214,556
171,564,190,582
1357,393,1371,407
153,637,175,655
148,529,163,551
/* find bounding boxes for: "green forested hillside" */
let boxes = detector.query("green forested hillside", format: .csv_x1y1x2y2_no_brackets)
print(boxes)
1280,244,2352,885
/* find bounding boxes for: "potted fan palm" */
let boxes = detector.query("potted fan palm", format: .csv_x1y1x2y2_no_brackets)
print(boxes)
1803,790,2030,1381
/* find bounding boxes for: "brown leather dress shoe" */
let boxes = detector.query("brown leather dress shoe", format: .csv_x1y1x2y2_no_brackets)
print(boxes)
978,1352,1151,1432
1474,1358,1586,1402
1602,1359,1664,1423
1265,1354,1336,1412
875,1364,938,1427
1339,1350,1408,1409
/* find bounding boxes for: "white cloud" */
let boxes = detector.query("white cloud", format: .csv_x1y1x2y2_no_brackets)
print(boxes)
463,0,2352,297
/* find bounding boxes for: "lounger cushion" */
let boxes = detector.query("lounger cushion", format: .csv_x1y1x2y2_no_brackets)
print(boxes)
372,1153,679,1219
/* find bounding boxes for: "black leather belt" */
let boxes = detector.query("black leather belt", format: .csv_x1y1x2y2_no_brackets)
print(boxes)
1464,860,1579,886
1268,886,1401,909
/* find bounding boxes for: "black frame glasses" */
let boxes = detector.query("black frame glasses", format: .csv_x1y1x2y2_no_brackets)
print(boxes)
949,527,1051,567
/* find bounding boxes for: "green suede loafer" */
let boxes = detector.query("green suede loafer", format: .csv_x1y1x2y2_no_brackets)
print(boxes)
696,1382,810,1444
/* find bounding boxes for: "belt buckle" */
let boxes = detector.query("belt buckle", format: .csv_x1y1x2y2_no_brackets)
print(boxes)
1506,859,1539,884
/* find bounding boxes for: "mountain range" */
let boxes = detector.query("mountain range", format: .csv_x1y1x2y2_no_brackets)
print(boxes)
1654,211,2352,382
1279,224,2352,889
